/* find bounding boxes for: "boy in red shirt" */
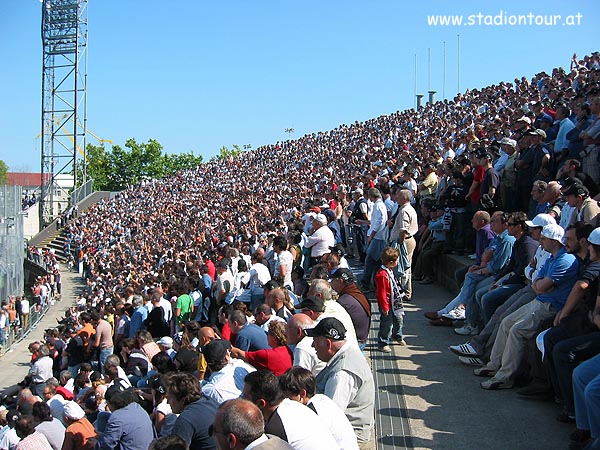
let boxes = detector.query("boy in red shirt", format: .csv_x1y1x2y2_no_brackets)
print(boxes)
375,247,406,352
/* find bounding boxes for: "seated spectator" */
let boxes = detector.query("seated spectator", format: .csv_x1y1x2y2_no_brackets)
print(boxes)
279,366,359,450
307,279,358,343
231,321,292,376
148,375,177,437
306,318,375,444
95,384,154,450
242,370,338,449
285,313,325,376
476,224,579,390
31,402,65,450
228,310,269,352
425,211,515,331
201,339,256,404
211,399,294,450
14,415,53,450
62,401,96,450
329,268,371,350
412,205,446,285
167,372,219,450
253,304,285,334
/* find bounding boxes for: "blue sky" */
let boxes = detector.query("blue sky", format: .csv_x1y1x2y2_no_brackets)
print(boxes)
0,0,597,171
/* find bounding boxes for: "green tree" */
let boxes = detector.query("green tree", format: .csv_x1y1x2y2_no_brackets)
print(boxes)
80,139,204,191
0,160,7,185
83,144,111,191
215,144,244,161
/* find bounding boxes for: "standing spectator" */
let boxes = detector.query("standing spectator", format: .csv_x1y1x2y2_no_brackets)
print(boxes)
388,187,419,297
497,138,519,213
375,247,406,352
90,311,113,374
361,188,388,291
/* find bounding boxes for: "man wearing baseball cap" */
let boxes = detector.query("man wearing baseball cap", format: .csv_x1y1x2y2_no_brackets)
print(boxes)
330,268,371,349
562,181,600,227
306,317,374,445
478,223,579,390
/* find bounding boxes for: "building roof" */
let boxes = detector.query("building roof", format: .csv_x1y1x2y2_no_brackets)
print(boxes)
6,173,51,188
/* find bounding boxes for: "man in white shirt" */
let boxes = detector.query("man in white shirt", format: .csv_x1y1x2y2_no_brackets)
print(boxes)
286,313,325,376
303,214,335,268
361,188,388,291
202,339,256,404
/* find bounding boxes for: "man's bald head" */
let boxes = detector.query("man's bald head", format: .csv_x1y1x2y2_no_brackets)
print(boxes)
199,326,217,345
286,313,314,346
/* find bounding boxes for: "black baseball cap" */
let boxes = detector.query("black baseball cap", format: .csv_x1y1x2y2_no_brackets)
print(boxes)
330,268,355,283
297,296,325,313
304,317,346,341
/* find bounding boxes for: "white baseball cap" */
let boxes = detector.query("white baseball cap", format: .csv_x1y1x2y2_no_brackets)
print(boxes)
525,214,556,228
541,224,565,243
588,228,600,245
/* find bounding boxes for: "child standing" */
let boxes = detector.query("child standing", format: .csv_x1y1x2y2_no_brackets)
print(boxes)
375,247,406,352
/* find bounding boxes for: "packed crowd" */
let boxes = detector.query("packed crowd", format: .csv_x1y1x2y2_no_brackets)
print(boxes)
1,52,600,450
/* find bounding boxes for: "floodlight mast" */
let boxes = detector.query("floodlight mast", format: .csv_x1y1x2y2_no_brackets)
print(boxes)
40,0,88,229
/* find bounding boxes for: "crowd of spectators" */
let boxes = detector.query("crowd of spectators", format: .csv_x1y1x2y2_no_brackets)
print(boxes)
2,52,600,449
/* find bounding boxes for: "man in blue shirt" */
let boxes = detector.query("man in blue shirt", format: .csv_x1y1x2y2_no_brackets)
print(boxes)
228,310,269,351
426,211,515,328
478,223,579,390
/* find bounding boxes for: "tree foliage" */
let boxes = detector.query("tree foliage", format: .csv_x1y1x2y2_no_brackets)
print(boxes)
213,144,244,161
0,159,8,185
82,139,204,191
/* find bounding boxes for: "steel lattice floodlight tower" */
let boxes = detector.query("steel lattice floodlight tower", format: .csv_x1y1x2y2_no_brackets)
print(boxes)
40,0,88,229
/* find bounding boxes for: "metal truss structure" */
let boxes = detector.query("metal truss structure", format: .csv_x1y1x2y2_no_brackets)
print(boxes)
40,0,88,228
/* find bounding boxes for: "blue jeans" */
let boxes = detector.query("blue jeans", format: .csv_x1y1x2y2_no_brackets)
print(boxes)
476,283,524,325
99,348,114,374
439,271,489,316
465,276,495,327
574,353,600,438
362,239,387,289
378,311,404,346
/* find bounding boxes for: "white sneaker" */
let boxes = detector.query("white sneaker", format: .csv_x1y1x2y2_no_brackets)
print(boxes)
458,356,484,366
468,253,477,260
449,343,480,357
454,324,479,336
442,307,466,321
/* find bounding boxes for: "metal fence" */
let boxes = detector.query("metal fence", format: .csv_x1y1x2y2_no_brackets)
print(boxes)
1,303,50,353
0,185,25,302
70,178,94,206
